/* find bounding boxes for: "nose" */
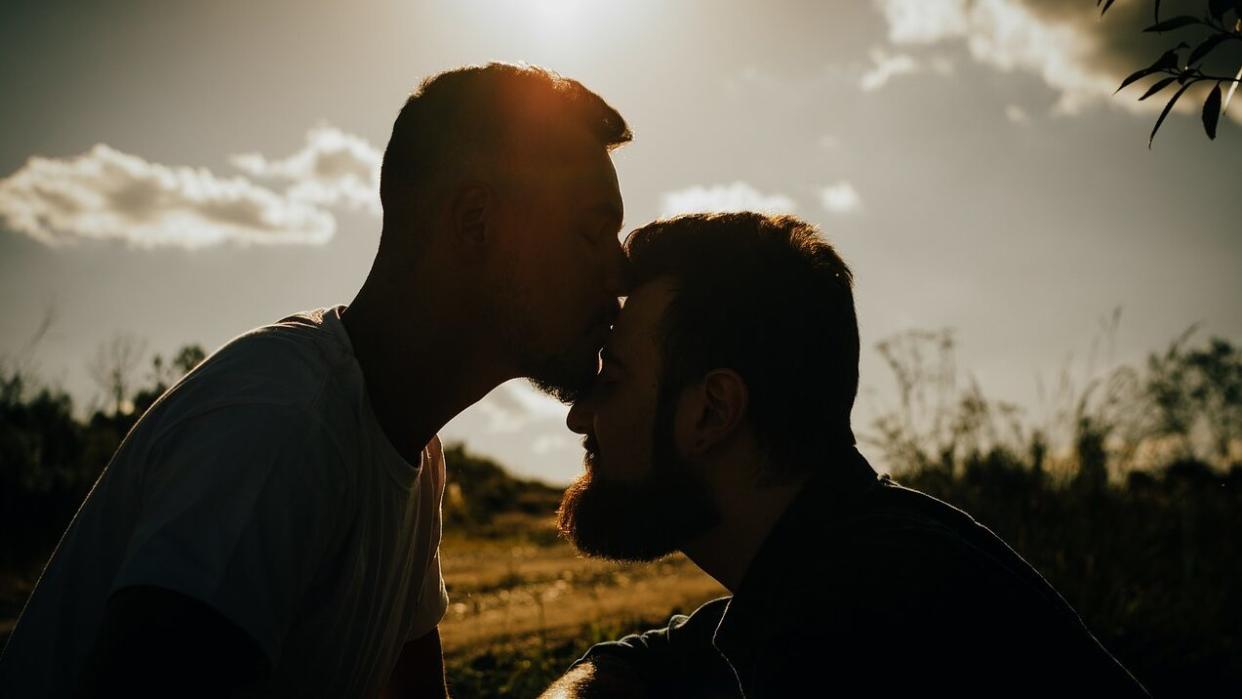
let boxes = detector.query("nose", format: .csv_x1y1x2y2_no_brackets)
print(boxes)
604,238,629,297
566,397,594,436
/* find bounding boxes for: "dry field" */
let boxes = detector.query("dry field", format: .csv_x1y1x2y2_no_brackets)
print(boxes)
439,514,726,658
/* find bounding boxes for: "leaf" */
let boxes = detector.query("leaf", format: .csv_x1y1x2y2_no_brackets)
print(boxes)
1100,0,1118,15
1154,47,1184,70
1188,34,1229,66
1150,82,1194,148
1144,16,1201,33
1140,76,1179,100
1116,49,1181,94
1203,82,1223,139
1118,68,1156,93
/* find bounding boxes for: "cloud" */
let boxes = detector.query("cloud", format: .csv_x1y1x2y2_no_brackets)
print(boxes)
0,125,391,249
231,126,382,216
860,48,921,91
1005,104,1031,124
820,181,864,214
873,0,1242,124
532,433,575,455
0,144,334,248
881,0,971,43
661,182,797,218
473,380,568,433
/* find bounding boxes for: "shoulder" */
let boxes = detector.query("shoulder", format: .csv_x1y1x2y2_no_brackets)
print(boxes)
822,483,1084,630
151,400,343,451
135,309,359,446
137,402,354,502
190,308,353,405
842,481,1008,565
768,480,1039,606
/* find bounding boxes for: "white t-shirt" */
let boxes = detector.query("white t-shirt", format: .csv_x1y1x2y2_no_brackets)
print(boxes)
0,306,449,697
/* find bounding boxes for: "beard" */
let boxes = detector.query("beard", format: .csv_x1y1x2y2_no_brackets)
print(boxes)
508,289,617,405
520,318,609,405
556,392,720,562
526,348,597,405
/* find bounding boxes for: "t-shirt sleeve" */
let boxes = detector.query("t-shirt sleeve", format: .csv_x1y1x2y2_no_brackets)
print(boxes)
110,402,354,667
405,548,449,642
405,438,449,642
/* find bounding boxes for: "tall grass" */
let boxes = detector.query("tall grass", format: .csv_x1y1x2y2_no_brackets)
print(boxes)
862,326,1241,695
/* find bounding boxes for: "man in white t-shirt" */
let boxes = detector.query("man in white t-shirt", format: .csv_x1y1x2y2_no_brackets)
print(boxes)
0,63,631,697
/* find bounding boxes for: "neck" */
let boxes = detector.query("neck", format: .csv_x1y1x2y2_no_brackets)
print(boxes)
341,262,515,464
680,470,811,593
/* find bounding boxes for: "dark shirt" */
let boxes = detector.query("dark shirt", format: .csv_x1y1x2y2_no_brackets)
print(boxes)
577,448,1149,698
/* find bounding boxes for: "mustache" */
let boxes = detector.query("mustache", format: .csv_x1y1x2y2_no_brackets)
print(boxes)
591,300,622,333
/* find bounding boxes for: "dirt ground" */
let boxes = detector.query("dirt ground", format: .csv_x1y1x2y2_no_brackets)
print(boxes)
439,529,725,656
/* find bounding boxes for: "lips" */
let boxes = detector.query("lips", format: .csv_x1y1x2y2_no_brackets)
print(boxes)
589,321,611,343
599,299,621,327
589,302,620,336
582,435,601,469
585,312,613,342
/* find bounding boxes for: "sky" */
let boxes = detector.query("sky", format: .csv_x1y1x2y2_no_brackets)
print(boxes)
1,0,1239,484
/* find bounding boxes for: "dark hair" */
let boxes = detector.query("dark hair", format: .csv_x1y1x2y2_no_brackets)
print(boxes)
380,62,631,216
625,212,860,475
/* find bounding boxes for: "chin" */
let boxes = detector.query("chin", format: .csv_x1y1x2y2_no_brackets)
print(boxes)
527,351,598,404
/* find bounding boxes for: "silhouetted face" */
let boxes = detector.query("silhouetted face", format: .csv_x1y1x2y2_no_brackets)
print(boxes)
491,128,625,403
557,278,719,561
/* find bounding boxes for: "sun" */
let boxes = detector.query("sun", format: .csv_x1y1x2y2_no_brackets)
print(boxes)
530,0,586,27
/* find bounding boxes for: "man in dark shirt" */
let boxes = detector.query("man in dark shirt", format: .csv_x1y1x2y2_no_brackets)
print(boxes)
540,212,1148,697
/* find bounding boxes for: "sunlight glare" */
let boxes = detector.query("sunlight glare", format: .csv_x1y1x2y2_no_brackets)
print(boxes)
530,0,585,29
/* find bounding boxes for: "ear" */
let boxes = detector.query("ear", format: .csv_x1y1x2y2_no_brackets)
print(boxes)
678,369,749,458
450,183,491,249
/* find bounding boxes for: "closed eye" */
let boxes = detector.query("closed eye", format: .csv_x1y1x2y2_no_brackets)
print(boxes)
580,229,602,247
591,377,620,400
581,223,616,248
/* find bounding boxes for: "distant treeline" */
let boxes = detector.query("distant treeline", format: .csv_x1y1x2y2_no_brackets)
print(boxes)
2,331,1240,693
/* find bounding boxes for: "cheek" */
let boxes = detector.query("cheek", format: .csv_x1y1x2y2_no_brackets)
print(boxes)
598,390,659,479
502,254,583,321
669,392,700,459
537,266,601,333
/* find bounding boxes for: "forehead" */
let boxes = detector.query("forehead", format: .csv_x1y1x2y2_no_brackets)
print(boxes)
608,277,676,364
564,150,622,221
503,125,623,216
